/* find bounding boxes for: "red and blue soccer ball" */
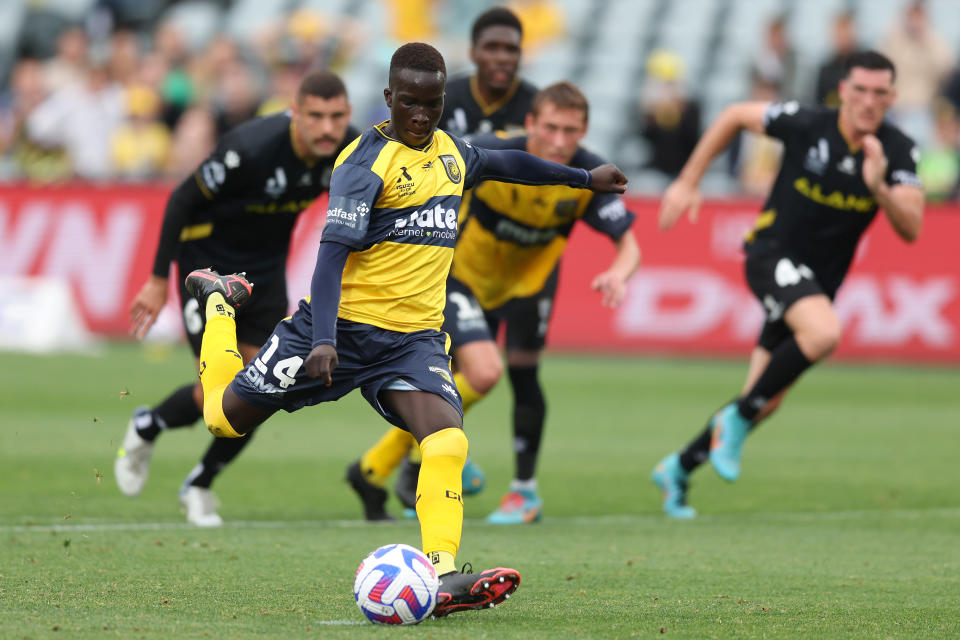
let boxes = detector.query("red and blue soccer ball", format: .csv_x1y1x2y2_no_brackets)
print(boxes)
353,543,439,625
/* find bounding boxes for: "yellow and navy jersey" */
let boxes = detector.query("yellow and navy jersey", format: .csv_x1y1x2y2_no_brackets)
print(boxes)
441,75,537,137
752,103,920,290
156,111,359,279
319,122,487,333
451,134,635,310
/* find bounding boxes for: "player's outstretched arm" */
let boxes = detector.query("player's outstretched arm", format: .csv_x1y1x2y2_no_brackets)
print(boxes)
862,134,924,243
475,148,626,193
130,176,208,338
305,241,351,386
659,101,769,231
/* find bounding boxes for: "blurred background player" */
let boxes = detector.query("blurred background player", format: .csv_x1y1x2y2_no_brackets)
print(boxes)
351,81,639,524
346,6,538,517
116,70,358,526
182,42,627,613
651,51,924,519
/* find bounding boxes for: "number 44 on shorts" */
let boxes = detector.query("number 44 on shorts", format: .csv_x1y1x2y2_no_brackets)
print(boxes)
253,334,304,389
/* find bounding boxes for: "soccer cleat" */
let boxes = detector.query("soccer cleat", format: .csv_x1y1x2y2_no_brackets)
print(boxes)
709,403,752,482
114,407,156,497
184,268,253,309
461,457,486,495
178,486,224,527
486,489,543,525
346,460,394,521
394,458,420,510
651,453,697,519
432,564,521,617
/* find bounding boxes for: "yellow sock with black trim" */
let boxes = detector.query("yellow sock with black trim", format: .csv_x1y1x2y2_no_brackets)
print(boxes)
359,427,415,487
205,291,235,319
453,372,486,413
198,311,244,438
417,427,467,575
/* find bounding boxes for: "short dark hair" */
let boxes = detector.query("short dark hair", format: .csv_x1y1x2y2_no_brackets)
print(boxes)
471,7,523,44
843,50,896,81
531,81,589,123
389,42,446,81
297,69,347,101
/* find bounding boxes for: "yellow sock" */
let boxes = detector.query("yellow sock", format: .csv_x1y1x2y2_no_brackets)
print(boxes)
198,313,244,438
359,427,415,487
454,372,486,413
417,427,467,575
205,292,235,319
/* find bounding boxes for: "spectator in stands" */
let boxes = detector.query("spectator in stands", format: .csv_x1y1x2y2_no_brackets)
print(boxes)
42,26,89,92
108,29,142,86
881,1,954,115
26,62,126,180
751,14,797,100
917,100,960,202
636,50,701,178
0,58,62,180
110,84,171,179
814,12,858,107
211,61,261,137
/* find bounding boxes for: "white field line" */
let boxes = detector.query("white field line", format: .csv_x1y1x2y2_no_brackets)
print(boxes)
1,507,958,534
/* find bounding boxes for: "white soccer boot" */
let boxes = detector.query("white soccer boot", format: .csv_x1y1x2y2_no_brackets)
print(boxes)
179,486,224,527
114,408,155,497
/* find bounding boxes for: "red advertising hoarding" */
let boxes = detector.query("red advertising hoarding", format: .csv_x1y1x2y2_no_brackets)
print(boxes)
1,184,957,363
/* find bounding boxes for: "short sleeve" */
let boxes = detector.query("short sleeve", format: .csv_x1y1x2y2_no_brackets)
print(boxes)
320,162,384,249
582,194,635,239
763,101,818,145
193,135,248,200
885,135,923,189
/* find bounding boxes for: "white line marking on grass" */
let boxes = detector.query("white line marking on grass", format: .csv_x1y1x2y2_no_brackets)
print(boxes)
313,620,367,626
2,507,958,534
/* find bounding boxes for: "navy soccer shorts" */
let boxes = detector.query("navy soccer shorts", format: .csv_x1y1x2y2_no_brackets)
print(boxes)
442,269,559,352
230,312,462,429
744,250,835,352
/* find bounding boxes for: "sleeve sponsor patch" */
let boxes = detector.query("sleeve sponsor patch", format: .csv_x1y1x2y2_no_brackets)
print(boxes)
891,169,922,189
200,160,226,193
322,195,371,247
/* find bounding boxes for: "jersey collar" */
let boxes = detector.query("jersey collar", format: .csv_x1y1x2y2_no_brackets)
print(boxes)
470,75,521,117
374,120,436,152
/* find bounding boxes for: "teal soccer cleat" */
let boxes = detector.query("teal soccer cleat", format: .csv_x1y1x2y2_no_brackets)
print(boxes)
486,489,542,524
651,453,696,519
709,403,751,482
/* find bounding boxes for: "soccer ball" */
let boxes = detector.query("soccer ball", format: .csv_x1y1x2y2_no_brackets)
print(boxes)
353,543,439,625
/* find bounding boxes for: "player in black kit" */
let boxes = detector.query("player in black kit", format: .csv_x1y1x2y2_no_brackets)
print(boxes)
441,7,537,138
116,70,359,526
651,51,924,518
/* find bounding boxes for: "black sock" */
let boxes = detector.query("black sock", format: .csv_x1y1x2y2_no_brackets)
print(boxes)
737,336,812,421
185,426,257,489
138,384,202,441
507,365,546,482
677,423,712,473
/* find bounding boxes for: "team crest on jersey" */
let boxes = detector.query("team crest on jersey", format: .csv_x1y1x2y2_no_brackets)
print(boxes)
804,138,830,175
439,154,461,183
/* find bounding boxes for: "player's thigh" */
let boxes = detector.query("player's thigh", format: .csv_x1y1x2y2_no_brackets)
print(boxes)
237,341,262,365
380,390,463,444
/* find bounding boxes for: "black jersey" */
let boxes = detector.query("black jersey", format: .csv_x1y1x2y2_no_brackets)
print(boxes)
156,112,360,281
746,102,921,293
441,75,537,137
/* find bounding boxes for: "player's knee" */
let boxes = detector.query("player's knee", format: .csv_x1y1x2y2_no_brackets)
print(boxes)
463,359,502,395
803,320,843,360
202,385,244,438
420,427,468,462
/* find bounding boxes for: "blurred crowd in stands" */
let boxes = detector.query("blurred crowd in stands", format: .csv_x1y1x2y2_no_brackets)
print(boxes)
1,0,959,201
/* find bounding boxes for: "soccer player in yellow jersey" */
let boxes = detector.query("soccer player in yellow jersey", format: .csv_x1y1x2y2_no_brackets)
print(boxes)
352,82,640,525
185,43,627,616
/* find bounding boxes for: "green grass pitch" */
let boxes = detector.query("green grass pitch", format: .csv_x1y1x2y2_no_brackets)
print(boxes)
2,343,958,639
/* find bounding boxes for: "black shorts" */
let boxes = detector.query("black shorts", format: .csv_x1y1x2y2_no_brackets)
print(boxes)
178,262,288,357
744,250,834,351
442,268,559,352
230,310,462,430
